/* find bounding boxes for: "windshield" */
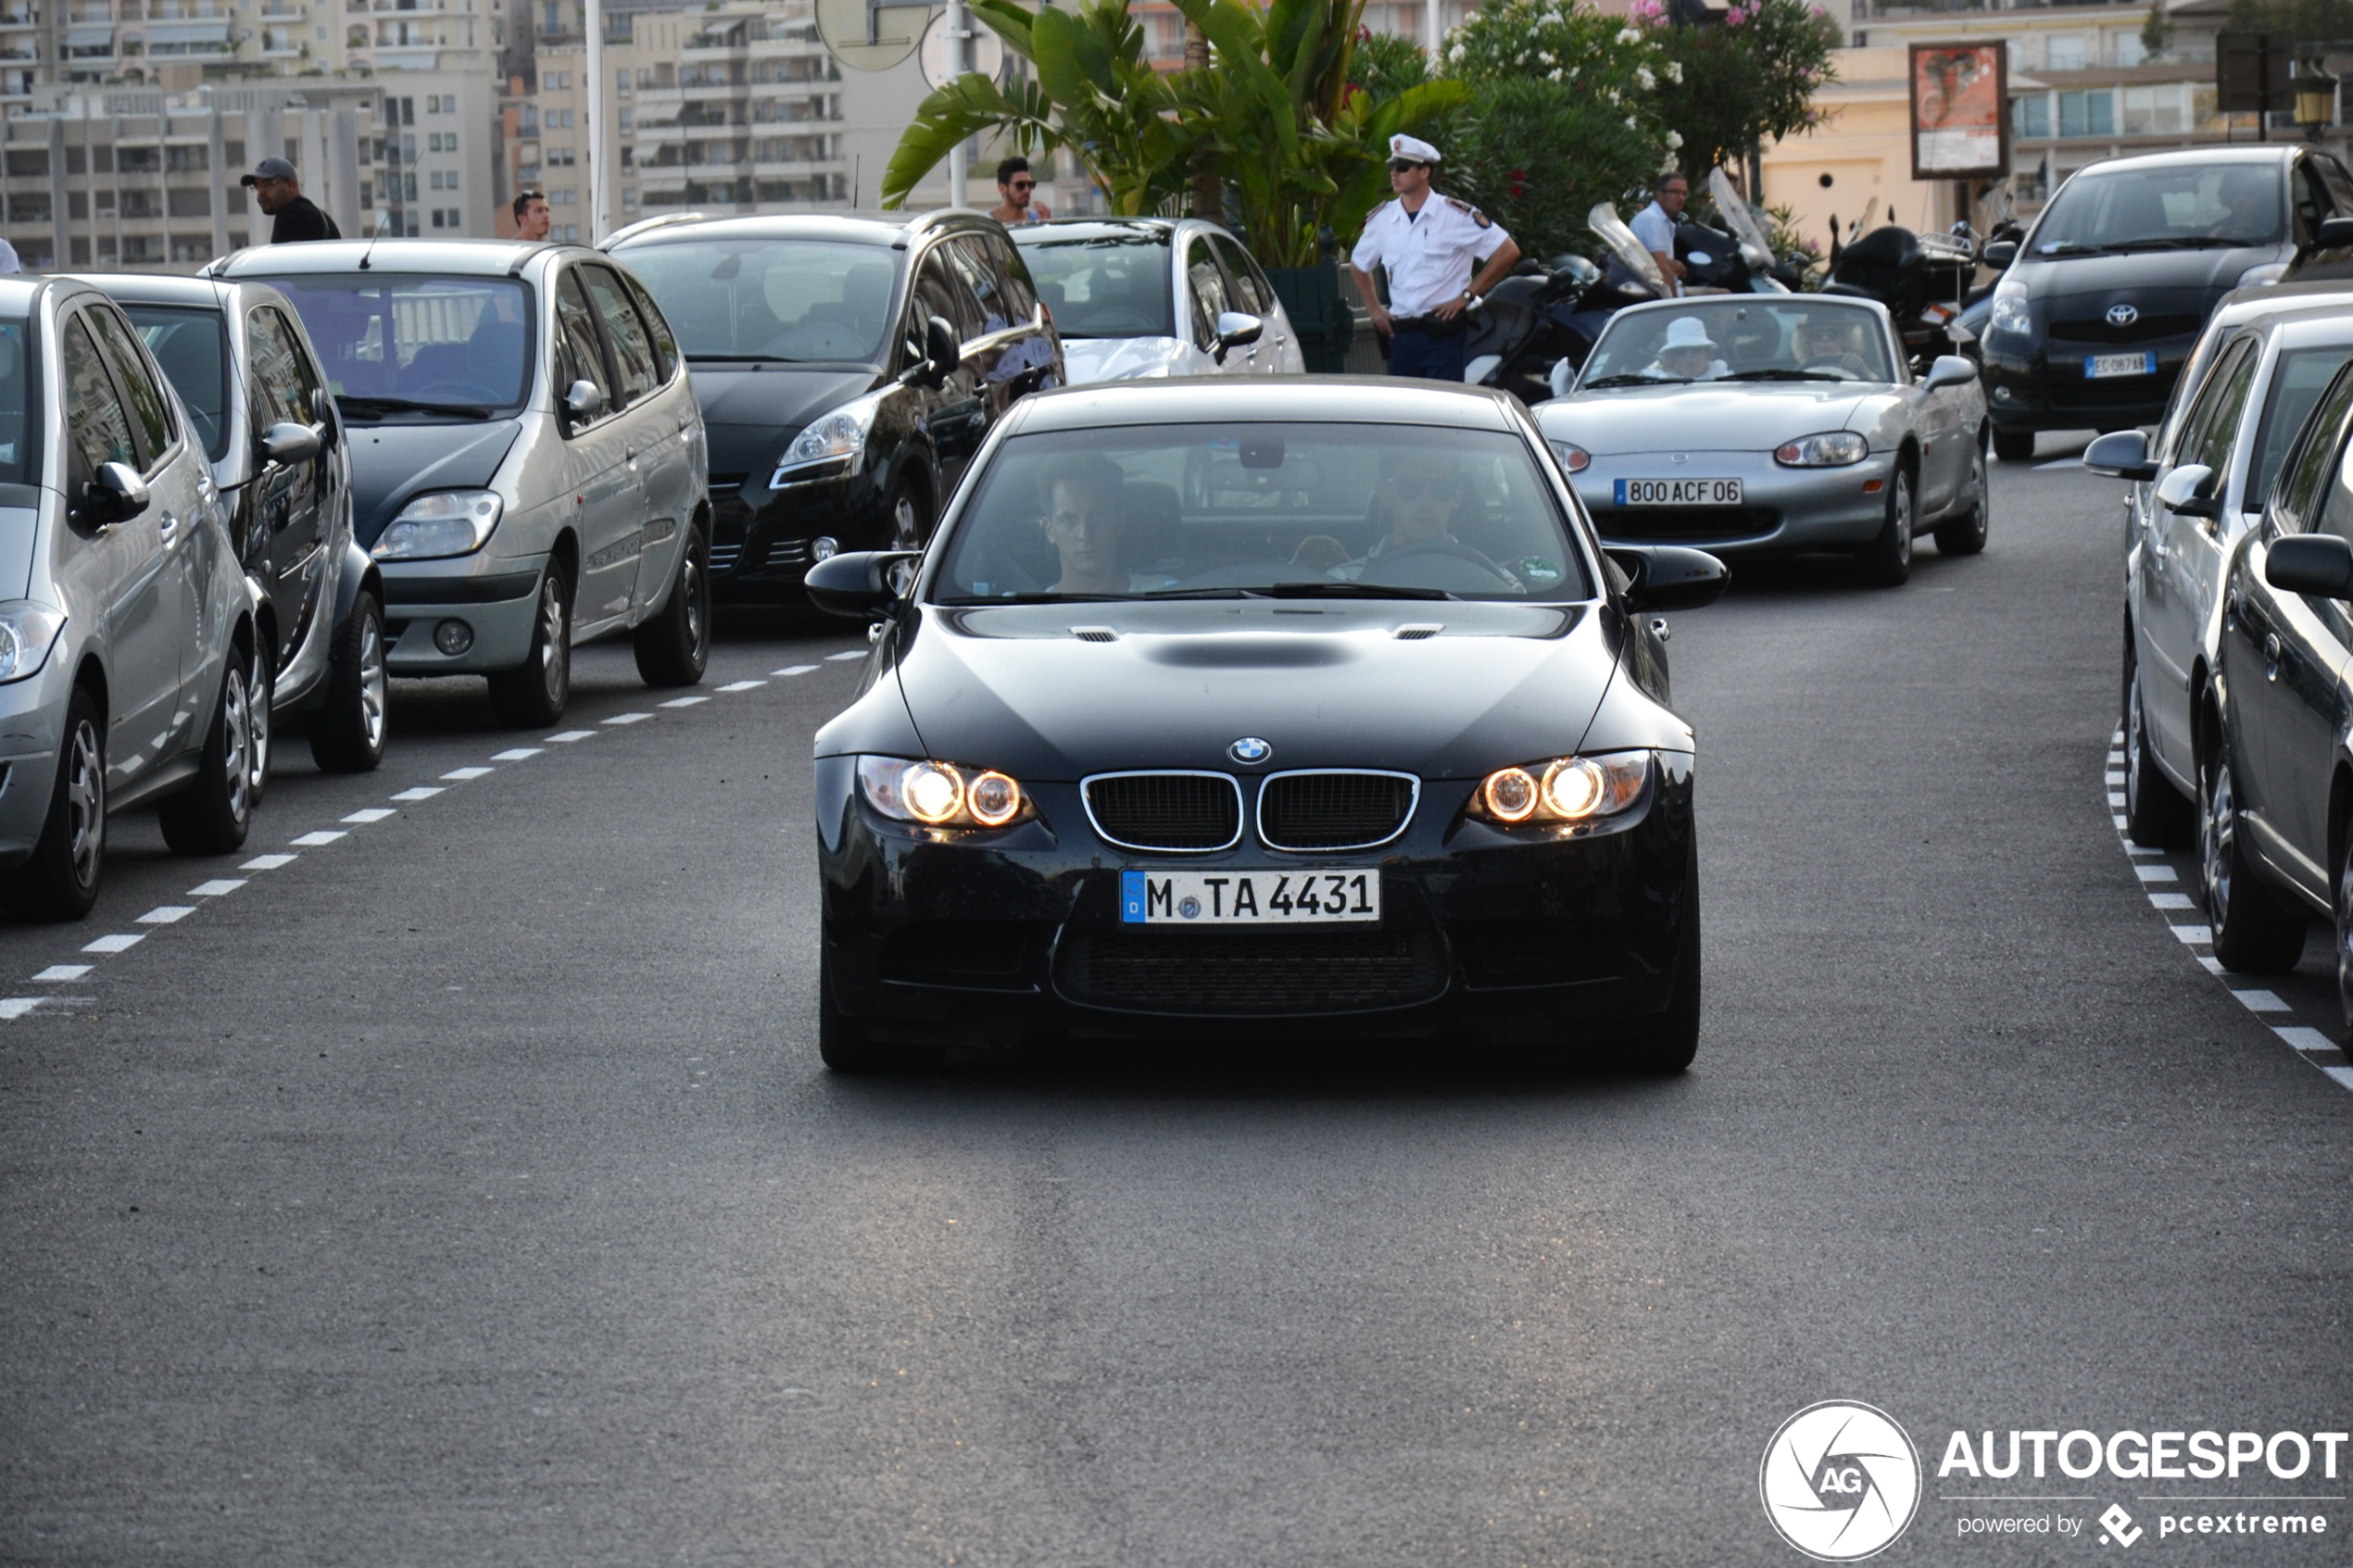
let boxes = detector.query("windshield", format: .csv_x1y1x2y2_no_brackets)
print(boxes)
2250,345,2353,508
258,273,532,419
1012,232,1175,339
1581,299,1894,387
622,238,896,362
933,422,1591,603
0,317,30,484
124,305,229,461
2034,164,2283,254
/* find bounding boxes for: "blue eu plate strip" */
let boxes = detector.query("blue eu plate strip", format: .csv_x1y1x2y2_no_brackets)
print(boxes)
1613,479,1629,506
1120,870,1147,923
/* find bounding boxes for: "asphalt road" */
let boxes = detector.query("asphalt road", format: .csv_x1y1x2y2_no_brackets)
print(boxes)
3,448,2350,1567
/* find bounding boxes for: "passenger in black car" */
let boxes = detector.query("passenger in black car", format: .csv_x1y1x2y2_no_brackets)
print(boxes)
1039,453,1132,594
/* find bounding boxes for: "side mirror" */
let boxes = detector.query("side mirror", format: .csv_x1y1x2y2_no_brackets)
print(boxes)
1982,239,2019,269
2266,533,2353,598
2319,215,2353,249
803,547,922,620
2083,428,2156,481
1607,543,1729,612
80,459,149,527
310,385,333,425
2156,462,2221,519
1921,354,1979,393
563,378,607,420
1211,310,1263,365
260,420,321,465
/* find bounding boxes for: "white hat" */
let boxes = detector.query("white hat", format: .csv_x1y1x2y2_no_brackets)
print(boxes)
1661,315,1718,351
1389,133,1441,165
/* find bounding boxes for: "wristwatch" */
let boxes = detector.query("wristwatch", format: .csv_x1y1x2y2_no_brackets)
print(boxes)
1461,288,1478,301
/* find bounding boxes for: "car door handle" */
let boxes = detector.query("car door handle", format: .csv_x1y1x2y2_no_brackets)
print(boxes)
2266,631,2284,678
157,510,180,545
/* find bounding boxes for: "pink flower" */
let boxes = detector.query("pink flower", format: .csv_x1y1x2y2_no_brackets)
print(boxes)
1725,6,1746,23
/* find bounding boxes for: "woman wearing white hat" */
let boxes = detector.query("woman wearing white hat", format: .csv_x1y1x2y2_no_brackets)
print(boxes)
1349,133,1521,382
1645,316,1729,382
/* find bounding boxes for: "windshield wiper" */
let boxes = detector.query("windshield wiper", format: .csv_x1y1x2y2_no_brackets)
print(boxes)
685,352,801,364
1258,581,1456,600
1583,373,1689,388
1726,368,1850,383
2108,236,2238,252
335,394,494,420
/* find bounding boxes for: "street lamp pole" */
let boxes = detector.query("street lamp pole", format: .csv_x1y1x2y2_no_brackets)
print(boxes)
586,0,608,241
946,0,970,205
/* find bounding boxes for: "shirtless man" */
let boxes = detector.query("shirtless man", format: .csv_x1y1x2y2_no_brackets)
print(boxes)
989,157,1052,226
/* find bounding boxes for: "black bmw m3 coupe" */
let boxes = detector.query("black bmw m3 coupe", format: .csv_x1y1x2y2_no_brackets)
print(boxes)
804,379,1726,1072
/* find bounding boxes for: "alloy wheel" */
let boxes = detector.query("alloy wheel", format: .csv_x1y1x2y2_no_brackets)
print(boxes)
221,662,251,825
2125,668,2149,822
1892,472,1913,572
64,716,102,893
247,651,272,798
893,495,921,550
358,614,387,752
536,576,567,707
684,550,708,662
2202,752,2238,925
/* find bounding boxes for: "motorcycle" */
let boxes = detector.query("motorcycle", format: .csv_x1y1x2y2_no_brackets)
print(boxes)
1820,219,1980,367
1458,251,1605,405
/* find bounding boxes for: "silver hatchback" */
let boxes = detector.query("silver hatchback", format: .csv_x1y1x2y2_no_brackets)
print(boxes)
0,277,264,919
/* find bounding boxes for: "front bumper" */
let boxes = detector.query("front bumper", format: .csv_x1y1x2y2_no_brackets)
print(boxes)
815,753,1697,1048
1570,449,1895,556
0,651,75,868
711,466,894,603
1981,333,2196,434
378,558,545,675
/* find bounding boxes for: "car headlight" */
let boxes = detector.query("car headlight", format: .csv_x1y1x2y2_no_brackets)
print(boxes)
1774,431,1869,467
1549,440,1591,473
371,489,503,560
1468,751,1650,825
2237,261,2289,289
1990,281,2031,338
773,393,883,486
857,756,1033,829
0,600,67,684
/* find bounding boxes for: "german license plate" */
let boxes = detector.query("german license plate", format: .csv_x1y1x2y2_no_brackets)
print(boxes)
1119,869,1381,925
1615,478,1742,506
2085,351,2157,380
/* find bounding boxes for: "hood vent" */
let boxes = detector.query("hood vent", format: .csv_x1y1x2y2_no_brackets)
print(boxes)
1393,623,1443,641
1071,625,1117,643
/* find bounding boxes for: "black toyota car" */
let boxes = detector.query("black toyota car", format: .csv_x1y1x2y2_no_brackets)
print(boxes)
606,209,1062,602
803,378,1726,1073
1978,144,2353,460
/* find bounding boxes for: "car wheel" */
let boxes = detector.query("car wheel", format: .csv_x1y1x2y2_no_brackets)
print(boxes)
1993,428,2035,462
633,522,711,687
158,650,254,856
2120,633,2192,847
2198,732,2305,972
817,946,940,1073
246,644,274,807
309,590,388,773
887,479,929,551
3,685,106,921
1856,465,1914,586
2335,832,2353,1046
1933,434,1991,557
487,563,572,729
1619,833,1700,1074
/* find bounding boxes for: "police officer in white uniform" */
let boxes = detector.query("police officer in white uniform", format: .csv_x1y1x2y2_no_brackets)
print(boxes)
1350,134,1521,382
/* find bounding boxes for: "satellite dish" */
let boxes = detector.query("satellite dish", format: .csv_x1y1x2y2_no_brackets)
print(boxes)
816,0,929,70
920,10,1004,90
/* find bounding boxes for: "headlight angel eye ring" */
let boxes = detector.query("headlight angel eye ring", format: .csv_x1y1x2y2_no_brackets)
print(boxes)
1471,752,1651,825
856,756,1033,830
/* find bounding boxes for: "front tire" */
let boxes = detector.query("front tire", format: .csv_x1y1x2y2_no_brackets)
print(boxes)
310,590,388,772
2198,734,2305,972
158,651,254,856
633,524,711,687
2121,635,2192,847
1993,427,2035,462
5,685,106,921
887,478,930,551
1933,434,1991,557
1856,465,1914,586
488,564,572,729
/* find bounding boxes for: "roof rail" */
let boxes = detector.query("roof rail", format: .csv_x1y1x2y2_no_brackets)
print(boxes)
598,211,708,250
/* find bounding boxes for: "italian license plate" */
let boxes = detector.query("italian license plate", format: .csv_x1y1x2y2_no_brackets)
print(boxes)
2085,351,2157,380
1615,477,1742,506
1119,869,1381,925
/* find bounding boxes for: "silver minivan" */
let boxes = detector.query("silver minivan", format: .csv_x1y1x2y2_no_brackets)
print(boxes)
210,240,711,726
0,276,265,918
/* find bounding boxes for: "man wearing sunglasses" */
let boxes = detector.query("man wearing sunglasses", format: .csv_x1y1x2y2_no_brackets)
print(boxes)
990,157,1053,226
1349,133,1519,382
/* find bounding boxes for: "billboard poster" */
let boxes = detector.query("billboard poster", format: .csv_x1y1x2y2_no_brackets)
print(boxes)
1910,41,2010,181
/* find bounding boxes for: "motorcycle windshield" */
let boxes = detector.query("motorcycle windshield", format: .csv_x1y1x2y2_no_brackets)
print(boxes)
1589,203,1667,297
1705,169,1779,273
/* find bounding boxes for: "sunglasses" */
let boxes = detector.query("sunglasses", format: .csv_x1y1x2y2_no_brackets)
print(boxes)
1388,159,1426,173
1008,179,1036,191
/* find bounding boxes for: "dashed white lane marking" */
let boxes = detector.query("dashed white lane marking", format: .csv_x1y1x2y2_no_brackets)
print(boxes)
82,934,142,954
0,997,42,1019
2109,792,2127,808
547,730,597,743
717,680,765,693
824,650,864,661
2233,989,2291,1012
774,665,817,676
390,787,442,803
603,712,651,725
2149,891,2195,909
187,879,245,897
342,808,396,824
491,747,542,761
2277,1026,2339,1054
2327,1066,2353,1089
441,766,494,781
289,831,347,847
2134,863,2178,882
137,906,195,925
659,696,709,709
2199,955,2226,975
2170,923,2212,944
2106,771,2126,784
32,965,89,982
241,853,296,872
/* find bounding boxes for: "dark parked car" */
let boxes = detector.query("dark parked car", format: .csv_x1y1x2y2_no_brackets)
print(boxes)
1978,144,2353,460
803,378,1724,1073
2200,355,2353,1029
606,209,1062,602
87,274,385,779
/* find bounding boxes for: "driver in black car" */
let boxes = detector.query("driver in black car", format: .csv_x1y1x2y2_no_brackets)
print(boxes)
1039,453,1132,595
1366,452,1466,558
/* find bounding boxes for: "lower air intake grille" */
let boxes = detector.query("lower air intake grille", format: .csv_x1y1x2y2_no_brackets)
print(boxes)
1056,927,1447,1013
1257,771,1417,850
1083,772,1242,852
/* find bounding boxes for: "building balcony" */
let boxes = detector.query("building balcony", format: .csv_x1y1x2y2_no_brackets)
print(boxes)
371,43,437,66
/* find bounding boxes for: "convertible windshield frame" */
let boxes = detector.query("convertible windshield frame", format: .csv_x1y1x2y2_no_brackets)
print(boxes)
1579,297,1897,389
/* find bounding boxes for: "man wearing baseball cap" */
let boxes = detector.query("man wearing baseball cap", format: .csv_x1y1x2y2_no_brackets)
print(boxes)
1349,133,1520,382
243,157,341,245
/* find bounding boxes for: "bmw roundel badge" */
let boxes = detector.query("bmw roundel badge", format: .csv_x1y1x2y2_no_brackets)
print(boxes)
1228,736,1273,765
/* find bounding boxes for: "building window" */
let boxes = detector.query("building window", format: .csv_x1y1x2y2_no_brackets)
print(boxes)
2046,33,2085,72
622,186,637,208
2014,94,2049,139
2058,88,2113,138
431,207,445,227
2120,84,2184,135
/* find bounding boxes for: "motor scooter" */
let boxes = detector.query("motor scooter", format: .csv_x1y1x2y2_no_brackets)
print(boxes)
1458,252,1603,404
1820,220,1978,367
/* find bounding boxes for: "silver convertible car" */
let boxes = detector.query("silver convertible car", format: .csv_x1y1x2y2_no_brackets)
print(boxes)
1534,295,1991,585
